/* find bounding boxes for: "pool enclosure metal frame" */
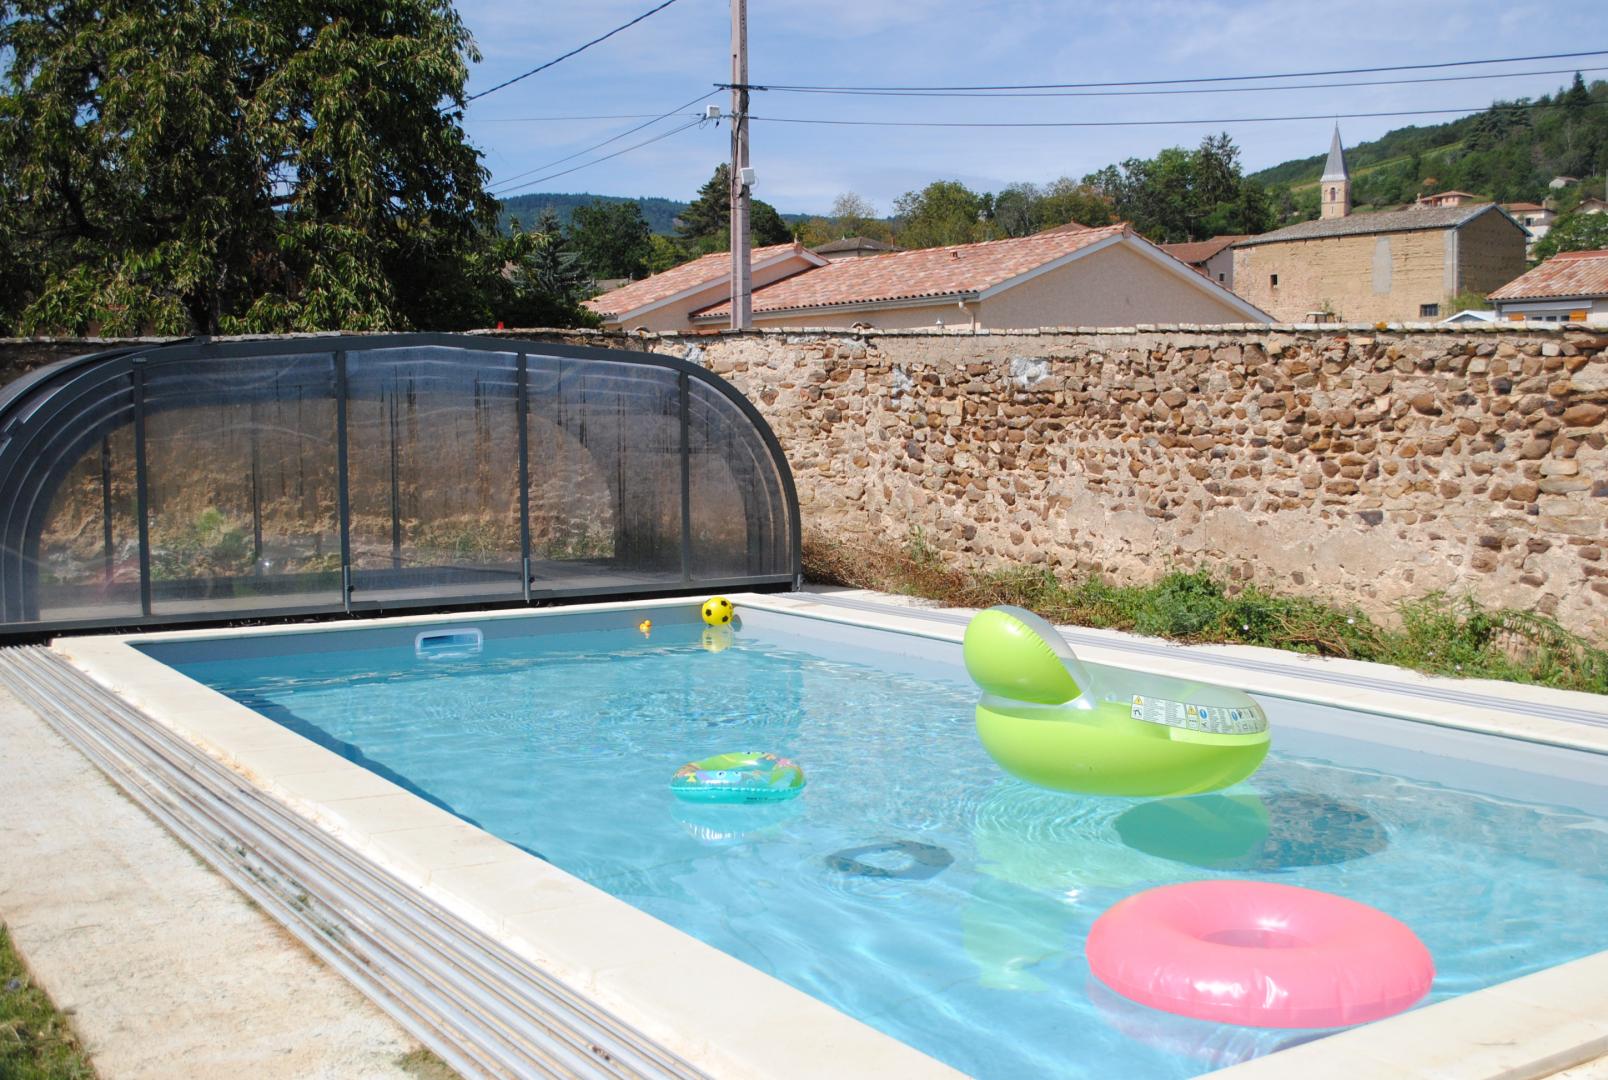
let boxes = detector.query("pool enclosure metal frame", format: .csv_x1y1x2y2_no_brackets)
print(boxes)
0,334,802,636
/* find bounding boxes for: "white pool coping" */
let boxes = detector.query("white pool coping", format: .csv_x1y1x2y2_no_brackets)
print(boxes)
51,592,1608,1080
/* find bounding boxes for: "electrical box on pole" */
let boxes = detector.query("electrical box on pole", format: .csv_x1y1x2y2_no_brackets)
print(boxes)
729,0,751,330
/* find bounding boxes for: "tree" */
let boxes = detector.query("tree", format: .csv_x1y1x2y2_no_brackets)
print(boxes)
1532,210,1608,260
569,199,652,280
829,192,878,235
0,0,599,334
1037,178,1116,230
893,180,988,248
491,212,598,329
674,163,793,252
1082,134,1272,243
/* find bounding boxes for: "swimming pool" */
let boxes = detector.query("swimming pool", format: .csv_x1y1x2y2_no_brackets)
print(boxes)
131,599,1608,1079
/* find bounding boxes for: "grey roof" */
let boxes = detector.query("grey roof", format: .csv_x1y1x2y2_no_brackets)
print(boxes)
1321,126,1348,182
1234,203,1516,248
812,236,901,254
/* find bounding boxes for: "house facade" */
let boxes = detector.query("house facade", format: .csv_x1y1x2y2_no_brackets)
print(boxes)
687,224,1270,330
1488,249,1608,324
1159,235,1250,288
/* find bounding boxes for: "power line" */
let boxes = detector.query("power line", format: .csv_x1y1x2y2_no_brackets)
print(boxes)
747,100,1608,130
760,65,1608,100
473,113,676,122
463,0,682,105
493,117,707,198
730,48,1608,93
487,90,719,194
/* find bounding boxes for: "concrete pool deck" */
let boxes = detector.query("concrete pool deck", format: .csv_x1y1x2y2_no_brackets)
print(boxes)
0,685,432,1080
7,590,1608,1078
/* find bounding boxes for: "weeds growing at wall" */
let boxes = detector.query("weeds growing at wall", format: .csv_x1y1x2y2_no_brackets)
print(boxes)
803,532,1608,696
0,925,95,1080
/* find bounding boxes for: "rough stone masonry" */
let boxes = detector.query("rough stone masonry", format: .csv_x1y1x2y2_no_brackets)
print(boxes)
5,324,1606,638
632,325,1608,640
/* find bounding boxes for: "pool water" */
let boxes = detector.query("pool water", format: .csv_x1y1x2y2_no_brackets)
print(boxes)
159,617,1608,1078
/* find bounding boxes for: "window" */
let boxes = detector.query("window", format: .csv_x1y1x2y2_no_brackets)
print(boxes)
1218,273,1226,282
1270,274,1279,287
1419,304,1440,318
1329,187,1337,202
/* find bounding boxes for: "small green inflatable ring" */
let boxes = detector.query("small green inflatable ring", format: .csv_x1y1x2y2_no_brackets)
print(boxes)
965,607,1270,797
670,751,806,804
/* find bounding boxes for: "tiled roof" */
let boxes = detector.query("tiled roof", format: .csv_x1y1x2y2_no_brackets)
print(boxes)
1420,190,1483,201
1488,248,1608,301
583,242,808,317
1160,235,1251,265
1234,204,1511,247
1504,202,1547,213
694,224,1129,319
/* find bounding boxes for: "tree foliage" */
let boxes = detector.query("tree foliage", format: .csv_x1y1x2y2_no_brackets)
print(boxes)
673,163,791,254
0,0,594,335
1532,210,1608,260
1254,77,1608,219
893,180,990,248
1082,134,1274,243
569,198,652,280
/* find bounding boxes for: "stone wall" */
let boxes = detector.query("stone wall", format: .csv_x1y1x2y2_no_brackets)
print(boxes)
5,325,1607,638
633,325,1608,639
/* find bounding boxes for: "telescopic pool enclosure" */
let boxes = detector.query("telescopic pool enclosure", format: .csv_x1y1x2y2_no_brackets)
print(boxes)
0,334,801,636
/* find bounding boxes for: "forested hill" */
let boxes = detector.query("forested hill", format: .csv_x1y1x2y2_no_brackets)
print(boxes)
498,193,689,234
1249,75,1608,218
498,192,812,235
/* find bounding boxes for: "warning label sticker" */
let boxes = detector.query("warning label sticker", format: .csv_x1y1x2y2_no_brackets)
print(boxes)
1129,694,1267,734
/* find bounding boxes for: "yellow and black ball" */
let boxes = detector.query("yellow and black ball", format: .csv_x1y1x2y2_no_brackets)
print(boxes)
701,595,735,626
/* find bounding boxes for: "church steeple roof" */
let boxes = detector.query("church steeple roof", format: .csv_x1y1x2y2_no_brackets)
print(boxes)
1321,125,1348,182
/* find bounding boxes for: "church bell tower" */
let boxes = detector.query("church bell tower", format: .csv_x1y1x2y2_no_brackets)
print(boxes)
1320,125,1350,220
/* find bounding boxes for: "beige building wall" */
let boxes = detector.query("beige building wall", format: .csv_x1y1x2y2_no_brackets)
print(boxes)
1233,213,1528,323
1235,229,1457,322
1202,246,1236,288
1456,208,1530,299
740,242,1258,331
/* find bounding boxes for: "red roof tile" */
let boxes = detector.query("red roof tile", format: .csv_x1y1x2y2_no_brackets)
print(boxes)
1503,202,1548,213
694,225,1130,319
1159,235,1251,266
583,242,809,318
1488,248,1608,301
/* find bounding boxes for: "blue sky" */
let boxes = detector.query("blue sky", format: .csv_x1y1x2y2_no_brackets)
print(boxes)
455,0,1605,215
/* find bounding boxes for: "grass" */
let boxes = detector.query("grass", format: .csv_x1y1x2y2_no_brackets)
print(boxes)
804,531,1608,696
0,925,95,1080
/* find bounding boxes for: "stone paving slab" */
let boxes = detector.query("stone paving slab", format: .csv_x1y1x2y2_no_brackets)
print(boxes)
0,686,425,1080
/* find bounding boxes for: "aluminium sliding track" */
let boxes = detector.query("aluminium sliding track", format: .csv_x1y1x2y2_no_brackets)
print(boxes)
0,646,706,1080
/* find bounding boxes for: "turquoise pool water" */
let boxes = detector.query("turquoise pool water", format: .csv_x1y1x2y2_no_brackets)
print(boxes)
155,615,1608,1078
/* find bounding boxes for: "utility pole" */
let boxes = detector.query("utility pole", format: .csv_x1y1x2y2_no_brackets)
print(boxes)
728,0,751,330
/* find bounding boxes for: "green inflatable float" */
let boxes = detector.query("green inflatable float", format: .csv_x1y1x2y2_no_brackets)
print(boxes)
963,606,1270,796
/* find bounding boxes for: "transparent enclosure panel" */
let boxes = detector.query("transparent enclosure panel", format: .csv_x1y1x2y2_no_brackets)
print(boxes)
31,379,142,623
527,356,683,590
144,356,342,615
687,378,791,580
346,347,523,601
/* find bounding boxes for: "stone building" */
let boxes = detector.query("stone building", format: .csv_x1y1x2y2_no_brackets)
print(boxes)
1233,129,1528,323
1159,234,1251,288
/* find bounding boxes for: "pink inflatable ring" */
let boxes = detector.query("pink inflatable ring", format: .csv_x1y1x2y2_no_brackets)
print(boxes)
1087,880,1433,1029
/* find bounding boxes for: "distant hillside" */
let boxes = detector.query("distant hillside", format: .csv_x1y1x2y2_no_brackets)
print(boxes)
1250,76,1608,221
498,192,811,236
498,193,689,235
